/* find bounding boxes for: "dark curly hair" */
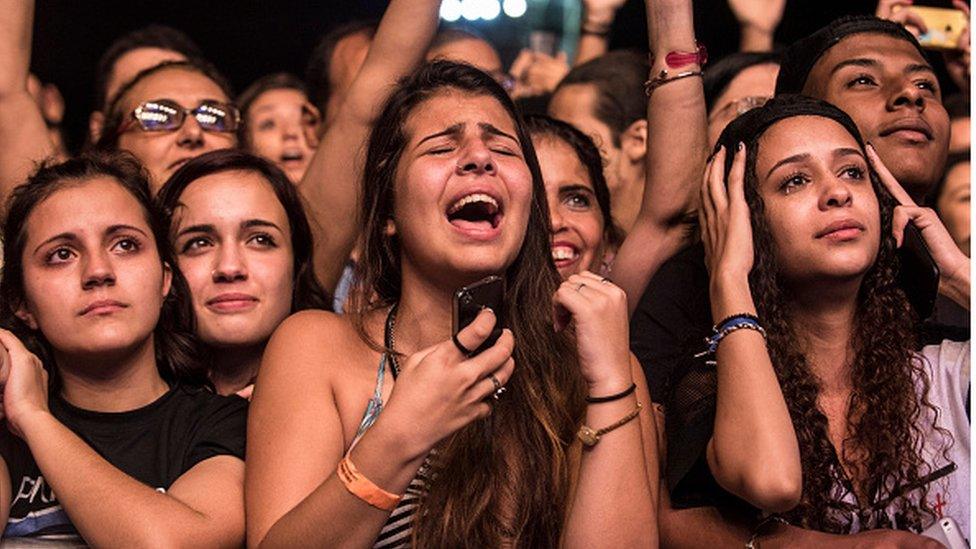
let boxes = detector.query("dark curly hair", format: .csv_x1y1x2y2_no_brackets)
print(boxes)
716,96,951,532
354,60,587,546
0,151,209,391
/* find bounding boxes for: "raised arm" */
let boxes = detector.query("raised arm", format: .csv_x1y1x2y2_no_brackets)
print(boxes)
697,147,801,512
728,0,786,52
0,330,244,547
557,272,658,547
574,0,627,66
299,0,441,292
0,0,56,215
610,0,706,315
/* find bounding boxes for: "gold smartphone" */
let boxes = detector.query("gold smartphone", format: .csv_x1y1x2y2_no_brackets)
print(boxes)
897,6,969,50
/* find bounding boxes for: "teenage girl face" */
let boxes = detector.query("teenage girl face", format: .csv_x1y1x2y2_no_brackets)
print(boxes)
16,177,171,359
245,88,318,184
937,161,970,257
116,67,238,191
804,33,949,198
170,171,295,349
533,135,606,279
392,90,533,285
754,116,881,285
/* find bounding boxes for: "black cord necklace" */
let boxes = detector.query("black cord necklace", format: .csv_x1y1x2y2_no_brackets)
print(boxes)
384,303,400,379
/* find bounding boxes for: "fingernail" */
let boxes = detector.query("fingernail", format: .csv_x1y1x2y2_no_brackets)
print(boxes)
736,142,744,151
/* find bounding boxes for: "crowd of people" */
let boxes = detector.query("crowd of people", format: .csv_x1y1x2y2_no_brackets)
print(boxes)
0,0,969,546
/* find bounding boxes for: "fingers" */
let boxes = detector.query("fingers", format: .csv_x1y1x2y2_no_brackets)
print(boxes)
891,206,910,248
866,143,916,206
954,0,970,17
727,143,748,210
472,357,516,401
508,49,533,80
453,307,499,357
706,146,730,217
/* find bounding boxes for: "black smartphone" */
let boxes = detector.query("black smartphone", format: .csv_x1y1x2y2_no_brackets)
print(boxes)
897,223,940,320
452,275,506,356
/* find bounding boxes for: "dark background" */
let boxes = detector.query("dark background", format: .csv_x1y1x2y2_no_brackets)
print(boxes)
30,0,959,151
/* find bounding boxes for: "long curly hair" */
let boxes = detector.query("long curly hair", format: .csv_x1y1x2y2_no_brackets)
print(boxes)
717,96,951,532
352,60,588,546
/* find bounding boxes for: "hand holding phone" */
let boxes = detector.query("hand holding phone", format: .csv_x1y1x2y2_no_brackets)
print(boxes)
452,275,506,356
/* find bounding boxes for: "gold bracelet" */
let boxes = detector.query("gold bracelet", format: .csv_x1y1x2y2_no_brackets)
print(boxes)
577,402,642,447
643,69,704,97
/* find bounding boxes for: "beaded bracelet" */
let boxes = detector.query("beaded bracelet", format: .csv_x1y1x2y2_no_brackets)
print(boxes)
694,313,767,360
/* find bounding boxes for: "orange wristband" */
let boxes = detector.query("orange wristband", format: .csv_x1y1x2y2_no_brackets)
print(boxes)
337,455,401,511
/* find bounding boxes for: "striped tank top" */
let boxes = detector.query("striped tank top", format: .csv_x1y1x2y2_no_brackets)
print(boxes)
353,354,433,549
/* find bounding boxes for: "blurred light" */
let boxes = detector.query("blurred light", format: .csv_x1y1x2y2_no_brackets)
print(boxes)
502,0,527,18
481,0,501,20
440,0,462,22
461,0,481,21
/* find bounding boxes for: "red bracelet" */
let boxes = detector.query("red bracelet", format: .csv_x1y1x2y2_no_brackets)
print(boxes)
654,42,708,69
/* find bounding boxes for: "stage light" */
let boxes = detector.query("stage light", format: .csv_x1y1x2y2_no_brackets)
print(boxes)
502,0,527,18
481,0,501,20
461,0,481,21
440,0,462,21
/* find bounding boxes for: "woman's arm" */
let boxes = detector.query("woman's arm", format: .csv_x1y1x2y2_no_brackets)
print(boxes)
557,272,657,547
574,0,627,66
611,0,705,316
698,147,802,512
728,0,786,52
0,0,56,216
298,0,440,292
0,330,244,548
247,310,516,547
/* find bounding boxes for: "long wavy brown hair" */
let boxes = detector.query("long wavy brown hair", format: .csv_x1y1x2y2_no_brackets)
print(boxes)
718,96,951,532
351,61,588,546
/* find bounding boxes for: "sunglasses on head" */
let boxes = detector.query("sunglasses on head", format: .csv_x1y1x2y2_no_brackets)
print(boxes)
119,99,242,134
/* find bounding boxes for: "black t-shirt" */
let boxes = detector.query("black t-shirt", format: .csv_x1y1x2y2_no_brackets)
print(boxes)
0,385,247,540
629,243,712,405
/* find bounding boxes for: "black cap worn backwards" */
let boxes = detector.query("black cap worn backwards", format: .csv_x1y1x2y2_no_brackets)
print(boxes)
775,15,928,95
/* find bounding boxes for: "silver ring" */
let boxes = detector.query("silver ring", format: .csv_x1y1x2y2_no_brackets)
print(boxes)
489,374,506,400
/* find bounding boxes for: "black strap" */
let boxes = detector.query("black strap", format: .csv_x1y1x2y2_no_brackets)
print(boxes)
586,382,637,404
384,303,399,380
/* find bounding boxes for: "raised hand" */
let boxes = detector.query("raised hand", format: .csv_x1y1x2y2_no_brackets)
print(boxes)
509,49,570,98
382,308,516,451
867,143,970,307
875,0,928,37
582,0,628,29
728,0,786,36
700,145,752,281
552,271,633,393
945,0,971,92
0,329,49,439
